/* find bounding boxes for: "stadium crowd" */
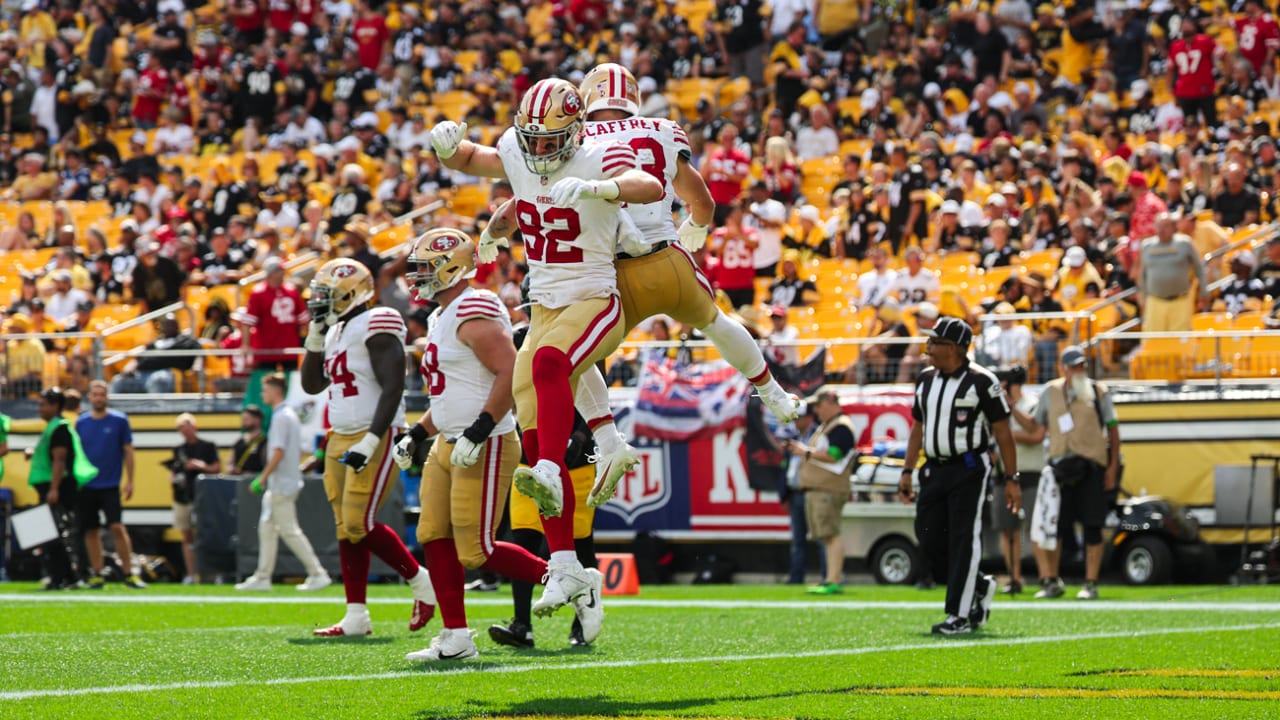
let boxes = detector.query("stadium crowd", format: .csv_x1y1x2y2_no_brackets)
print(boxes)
3,0,1280,398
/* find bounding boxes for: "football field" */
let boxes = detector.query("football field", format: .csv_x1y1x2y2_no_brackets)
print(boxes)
2,583,1280,719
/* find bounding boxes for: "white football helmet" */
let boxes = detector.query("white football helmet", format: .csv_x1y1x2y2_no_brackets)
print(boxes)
309,258,375,325
515,78,584,175
406,228,477,301
580,63,640,118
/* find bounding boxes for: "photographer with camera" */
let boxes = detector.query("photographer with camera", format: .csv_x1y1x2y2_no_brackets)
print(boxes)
1009,346,1120,600
167,413,221,584
992,365,1042,595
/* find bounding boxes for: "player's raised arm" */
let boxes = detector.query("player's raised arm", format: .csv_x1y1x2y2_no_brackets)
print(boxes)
431,121,507,178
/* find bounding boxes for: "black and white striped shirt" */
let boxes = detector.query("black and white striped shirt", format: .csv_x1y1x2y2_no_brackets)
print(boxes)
912,361,1012,461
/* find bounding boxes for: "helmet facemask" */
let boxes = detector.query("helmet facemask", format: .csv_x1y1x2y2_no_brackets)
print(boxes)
515,120,581,176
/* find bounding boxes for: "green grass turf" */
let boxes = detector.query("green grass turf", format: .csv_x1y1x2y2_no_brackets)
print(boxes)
2,582,1279,719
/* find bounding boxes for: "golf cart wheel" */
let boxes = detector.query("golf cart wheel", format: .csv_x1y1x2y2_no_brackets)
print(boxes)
871,537,917,585
1121,536,1173,585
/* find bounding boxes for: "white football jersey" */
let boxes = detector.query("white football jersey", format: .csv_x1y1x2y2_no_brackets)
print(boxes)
323,306,407,434
421,287,518,439
497,127,638,308
580,116,690,248
888,268,941,306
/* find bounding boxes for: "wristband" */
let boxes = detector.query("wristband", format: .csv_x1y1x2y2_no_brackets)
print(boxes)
595,180,621,200
901,468,914,475
408,423,430,444
1004,472,1021,483
461,411,497,444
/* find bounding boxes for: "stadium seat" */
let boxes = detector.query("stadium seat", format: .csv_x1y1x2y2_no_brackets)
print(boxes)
1129,337,1196,381
1191,313,1231,331
1187,334,1250,379
1245,335,1280,377
1233,312,1266,330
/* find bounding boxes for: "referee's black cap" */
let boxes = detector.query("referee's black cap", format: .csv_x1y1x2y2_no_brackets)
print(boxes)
922,316,973,347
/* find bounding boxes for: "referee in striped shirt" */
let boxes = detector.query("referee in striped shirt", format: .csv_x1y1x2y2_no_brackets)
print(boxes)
897,317,1021,635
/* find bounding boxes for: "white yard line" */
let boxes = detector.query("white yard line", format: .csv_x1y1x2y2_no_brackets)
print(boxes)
1,622,1276,702
2,593,1280,612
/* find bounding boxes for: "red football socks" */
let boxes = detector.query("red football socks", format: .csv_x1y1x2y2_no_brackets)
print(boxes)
364,523,420,579
422,538,466,629
338,539,370,604
482,541,549,585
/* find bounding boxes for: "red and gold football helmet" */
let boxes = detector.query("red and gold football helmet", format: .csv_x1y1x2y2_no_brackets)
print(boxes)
579,63,640,118
309,258,375,325
514,78,584,175
406,228,477,300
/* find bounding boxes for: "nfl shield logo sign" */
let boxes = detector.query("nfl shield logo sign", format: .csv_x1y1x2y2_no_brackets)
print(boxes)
598,445,669,524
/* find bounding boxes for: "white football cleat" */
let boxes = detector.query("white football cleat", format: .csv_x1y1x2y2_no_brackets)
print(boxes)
513,460,564,517
234,575,272,592
405,627,479,661
312,612,372,637
759,382,801,423
572,568,605,644
296,574,332,592
587,444,640,508
532,560,592,618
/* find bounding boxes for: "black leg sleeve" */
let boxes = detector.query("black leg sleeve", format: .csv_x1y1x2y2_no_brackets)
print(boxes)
510,528,546,626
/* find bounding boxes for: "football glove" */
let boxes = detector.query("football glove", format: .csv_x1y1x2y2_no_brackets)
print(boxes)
430,121,468,160
677,217,709,251
304,320,328,353
393,424,429,470
340,432,381,473
476,225,509,264
250,475,265,494
549,177,620,206
450,412,495,469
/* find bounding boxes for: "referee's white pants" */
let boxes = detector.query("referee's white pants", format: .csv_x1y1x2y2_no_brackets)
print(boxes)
255,490,325,579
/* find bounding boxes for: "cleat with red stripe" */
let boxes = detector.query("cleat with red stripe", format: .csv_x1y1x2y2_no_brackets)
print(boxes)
409,600,435,632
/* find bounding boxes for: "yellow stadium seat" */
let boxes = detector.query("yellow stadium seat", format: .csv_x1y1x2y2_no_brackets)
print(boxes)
1233,312,1266,330
210,284,243,313
1129,337,1195,381
449,184,491,219
1187,333,1250,379
1191,313,1232,331
1246,335,1280,377
433,91,479,123
370,224,414,254
718,77,751,109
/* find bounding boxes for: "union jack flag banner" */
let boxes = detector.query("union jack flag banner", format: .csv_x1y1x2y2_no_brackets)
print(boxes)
632,357,751,441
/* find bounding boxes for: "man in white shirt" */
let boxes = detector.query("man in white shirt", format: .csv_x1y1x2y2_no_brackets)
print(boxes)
795,104,839,161
153,109,194,156
855,246,898,309
978,302,1033,368
396,111,432,154
46,269,90,322
887,246,940,309
745,181,787,277
236,373,331,591
275,106,327,148
31,69,59,142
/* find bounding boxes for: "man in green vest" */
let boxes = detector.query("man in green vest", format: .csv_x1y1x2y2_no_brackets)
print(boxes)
786,390,858,595
1011,346,1121,601
30,387,99,590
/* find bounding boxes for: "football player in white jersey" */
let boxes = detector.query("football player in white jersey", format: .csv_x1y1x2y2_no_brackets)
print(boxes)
482,64,803,509
392,229,604,659
300,259,437,637
430,78,662,618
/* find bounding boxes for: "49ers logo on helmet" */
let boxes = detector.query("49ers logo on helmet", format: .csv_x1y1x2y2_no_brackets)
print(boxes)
563,90,582,116
429,234,460,252
331,264,358,279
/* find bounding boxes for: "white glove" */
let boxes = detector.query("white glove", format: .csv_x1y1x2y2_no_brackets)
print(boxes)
450,436,484,468
304,321,327,352
392,435,416,470
340,432,381,473
430,121,468,160
677,218,709,251
476,226,510,264
616,210,650,257
549,177,620,206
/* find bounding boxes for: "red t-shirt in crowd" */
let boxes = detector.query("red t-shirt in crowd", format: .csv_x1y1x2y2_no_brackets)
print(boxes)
710,226,759,291
132,67,169,124
1234,14,1280,75
243,281,308,367
232,0,266,32
267,0,295,34
354,16,389,70
1169,34,1218,99
703,147,750,206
